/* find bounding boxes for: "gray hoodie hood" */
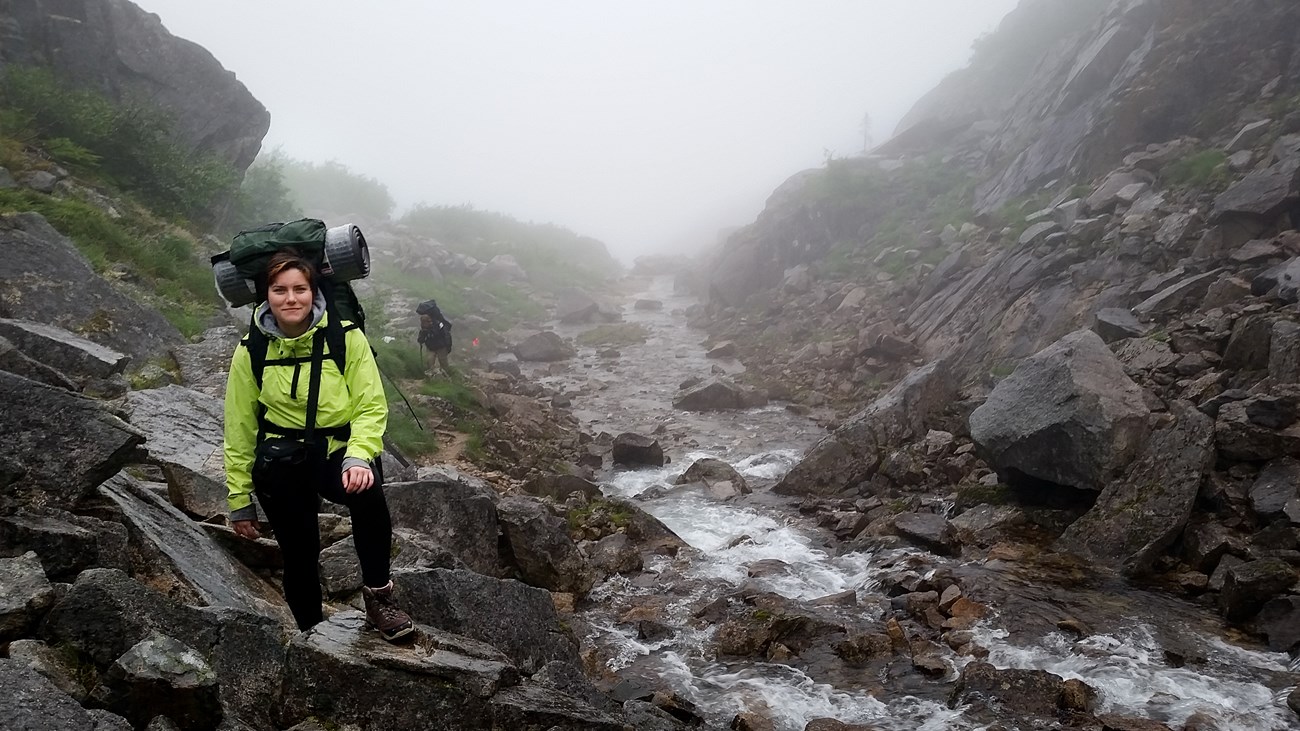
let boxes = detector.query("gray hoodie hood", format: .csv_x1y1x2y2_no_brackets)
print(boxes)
254,289,327,339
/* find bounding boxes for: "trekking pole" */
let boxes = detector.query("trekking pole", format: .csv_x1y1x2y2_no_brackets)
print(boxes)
379,366,424,431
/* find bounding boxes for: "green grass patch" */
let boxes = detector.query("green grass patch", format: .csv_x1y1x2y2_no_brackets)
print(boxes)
419,377,480,410
1161,149,1231,191
575,322,650,347
0,188,222,336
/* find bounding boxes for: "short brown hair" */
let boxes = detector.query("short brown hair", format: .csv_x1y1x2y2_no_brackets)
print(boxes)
265,250,316,292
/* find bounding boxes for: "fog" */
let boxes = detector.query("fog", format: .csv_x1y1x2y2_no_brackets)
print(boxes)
131,0,1017,262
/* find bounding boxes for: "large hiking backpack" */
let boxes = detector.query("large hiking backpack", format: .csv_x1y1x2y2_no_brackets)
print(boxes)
211,218,371,385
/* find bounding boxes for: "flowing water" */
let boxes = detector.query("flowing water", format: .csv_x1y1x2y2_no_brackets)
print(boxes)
522,276,1299,731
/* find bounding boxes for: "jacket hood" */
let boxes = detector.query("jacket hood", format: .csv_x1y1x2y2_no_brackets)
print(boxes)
254,289,327,340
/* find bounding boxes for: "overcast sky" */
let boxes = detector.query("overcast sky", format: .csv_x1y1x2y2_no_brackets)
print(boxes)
131,0,1017,262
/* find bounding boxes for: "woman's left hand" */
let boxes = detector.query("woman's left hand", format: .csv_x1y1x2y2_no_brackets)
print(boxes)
342,465,374,493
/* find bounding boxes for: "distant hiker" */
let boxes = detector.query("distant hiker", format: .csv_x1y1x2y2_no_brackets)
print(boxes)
416,298,453,375
223,250,414,642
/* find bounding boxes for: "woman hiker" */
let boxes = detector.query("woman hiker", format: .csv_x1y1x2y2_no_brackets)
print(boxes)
223,250,414,641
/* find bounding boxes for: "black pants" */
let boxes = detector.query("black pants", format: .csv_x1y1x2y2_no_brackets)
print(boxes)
254,445,392,630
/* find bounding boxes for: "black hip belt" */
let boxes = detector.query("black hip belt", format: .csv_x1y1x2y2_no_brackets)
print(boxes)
257,414,351,442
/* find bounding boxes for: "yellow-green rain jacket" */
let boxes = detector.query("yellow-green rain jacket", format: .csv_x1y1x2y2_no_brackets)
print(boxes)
223,301,387,519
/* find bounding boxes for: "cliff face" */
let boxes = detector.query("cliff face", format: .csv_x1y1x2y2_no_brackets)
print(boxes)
703,0,1300,308
0,0,270,172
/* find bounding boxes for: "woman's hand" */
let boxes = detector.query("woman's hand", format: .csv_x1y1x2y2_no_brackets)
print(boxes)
233,520,261,540
343,464,374,493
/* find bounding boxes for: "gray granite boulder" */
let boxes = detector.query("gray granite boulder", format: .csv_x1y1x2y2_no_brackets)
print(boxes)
0,551,55,641
1056,401,1214,576
496,496,594,595
775,359,954,497
0,370,143,512
386,471,504,577
970,330,1150,492
393,568,580,674
0,659,97,730
122,386,226,520
513,331,576,362
95,634,222,731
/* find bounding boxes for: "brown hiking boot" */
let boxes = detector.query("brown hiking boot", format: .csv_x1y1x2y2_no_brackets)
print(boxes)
362,581,414,641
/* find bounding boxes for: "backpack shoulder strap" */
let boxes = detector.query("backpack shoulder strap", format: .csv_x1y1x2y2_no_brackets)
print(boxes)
242,314,270,389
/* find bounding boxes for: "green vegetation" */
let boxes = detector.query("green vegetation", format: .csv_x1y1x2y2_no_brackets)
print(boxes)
0,189,223,335
400,204,620,290
798,155,976,278
272,153,394,221
566,498,634,533
575,323,650,347
0,66,239,221
1160,149,1231,192
231,152,301,230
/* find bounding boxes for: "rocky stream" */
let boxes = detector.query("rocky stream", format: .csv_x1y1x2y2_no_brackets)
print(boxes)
533,276,1300,731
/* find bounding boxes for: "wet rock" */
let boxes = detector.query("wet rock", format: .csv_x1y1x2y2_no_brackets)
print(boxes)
557,289,605,324
280,610,613,729
892,513,956,555
41,568,218,667
393,568,580,673
611,432,665,467
621,700,680,731
1222,314,1275,372
96,634,221,731
513,331,576,362
496,496,594,595
98,472,287,617
6,639,90,703
2,508,128,584
318,536,362,596
0,551,55,642
949,661,1087,722
0,335,79,390
776,359,954,497
672,377,768,411
122,386,227,520
589,533,643,575
1270,321,1300,384
969,330,1150,492
522,473,603,502
1097,713,1174,730
1220,558,1297,621
1212,156,1300,222
489,355,522,377
803,720,878,731
170,326,241,397
1214,400,1300,462
675,457,750,500
1056,401,1214,576
1209,555,1246,592
1253,595,1300,652
1093,308,1149,343
1251,458,1300,521
0,318,131,384
1182,521,1245,574
386,471,504,577
634,299,663,311
707,341,738,358
1132,271,1223,321
0,659,98,730
950,505,1026,547
0,371,144,512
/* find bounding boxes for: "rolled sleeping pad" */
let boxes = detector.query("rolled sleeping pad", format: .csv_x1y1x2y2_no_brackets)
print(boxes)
323,223,370,282
214,257,258,307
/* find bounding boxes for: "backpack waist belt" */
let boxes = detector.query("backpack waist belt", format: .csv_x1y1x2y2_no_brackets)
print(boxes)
257,413,351,443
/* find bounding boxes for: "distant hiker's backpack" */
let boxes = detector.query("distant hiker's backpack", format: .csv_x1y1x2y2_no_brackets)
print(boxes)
415,299,452,351
211,218,372,386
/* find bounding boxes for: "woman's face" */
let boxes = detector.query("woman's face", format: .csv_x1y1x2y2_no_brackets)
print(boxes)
268,267,313,331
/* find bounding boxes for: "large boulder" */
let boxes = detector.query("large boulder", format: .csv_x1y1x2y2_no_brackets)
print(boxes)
675,458,751,500
1056,401,1214,576
0,509,128,580
170,326,242,398
385,471,505,577
970,330,1150,492
775,359,954,497
949,662,1093,723
1212,157,1300,223
0,659,99,731
0,551,55,642
513,331,576,362
0,213,184,363
0,0,269,169
98,472,288,619
0,370,143,512
611,433,665,468
0,335,78,390
392,568,581,674
495,497,594,595
1220,559,1297,621
672,377,768,411
474,254,529,284
95,634,222,731
0,318,130,385
123,386,226,520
